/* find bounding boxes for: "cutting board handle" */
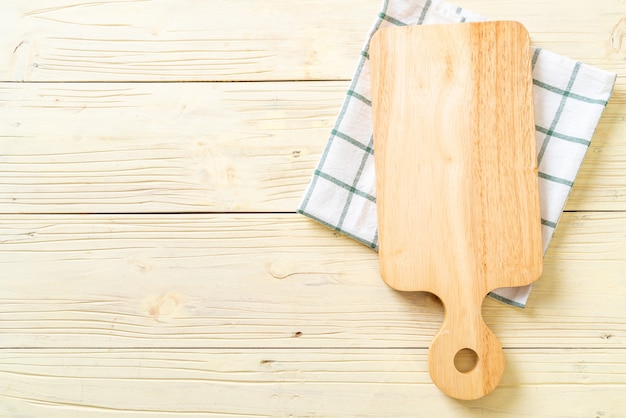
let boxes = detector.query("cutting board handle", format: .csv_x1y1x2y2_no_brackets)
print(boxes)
428,295,505,400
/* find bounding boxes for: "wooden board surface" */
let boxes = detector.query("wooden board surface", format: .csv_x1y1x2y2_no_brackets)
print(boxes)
0,213,624,350
371,22,541,398
0,81,341,213
1,0,625,415
0,0,381,82
372,22,541,293
1,349,625,417
1,0,625,82
0,82,624,212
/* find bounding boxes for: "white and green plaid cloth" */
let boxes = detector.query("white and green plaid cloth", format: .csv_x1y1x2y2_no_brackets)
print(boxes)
298,0,617,307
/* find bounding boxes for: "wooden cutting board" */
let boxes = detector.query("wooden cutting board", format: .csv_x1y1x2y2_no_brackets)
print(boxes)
369,21,543,400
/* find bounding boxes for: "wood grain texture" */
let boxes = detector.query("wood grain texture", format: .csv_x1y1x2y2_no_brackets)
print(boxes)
1,0,625,414
371,23,540,292
0,0,624,82
0,0,380,82
0,213,623,350
371,22,540,399
1,348,624,417
0,81,344,213
1,82,624,213
456,0,626,72
570,98,626,210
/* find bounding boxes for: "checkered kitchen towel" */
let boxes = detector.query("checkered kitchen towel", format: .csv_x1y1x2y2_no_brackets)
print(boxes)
298,0,617,307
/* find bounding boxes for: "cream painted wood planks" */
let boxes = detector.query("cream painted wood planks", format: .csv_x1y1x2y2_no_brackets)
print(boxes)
0,213,623,349
0,0,624,82
0,81,343,212
0,0,380,81
371,22,541,399
1,349,624,417
1,82,625,212
1,0,625,414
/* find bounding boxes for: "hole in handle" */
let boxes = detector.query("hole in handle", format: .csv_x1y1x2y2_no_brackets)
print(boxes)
454,348,478,373
428,299,506,399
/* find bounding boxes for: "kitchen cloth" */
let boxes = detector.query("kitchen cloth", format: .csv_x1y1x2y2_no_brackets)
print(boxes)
298,0,617,307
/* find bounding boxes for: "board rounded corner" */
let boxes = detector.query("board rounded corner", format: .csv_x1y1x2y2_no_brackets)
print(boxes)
502,20,531,44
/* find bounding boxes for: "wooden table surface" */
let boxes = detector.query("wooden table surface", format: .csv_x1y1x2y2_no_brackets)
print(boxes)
1,0,624,416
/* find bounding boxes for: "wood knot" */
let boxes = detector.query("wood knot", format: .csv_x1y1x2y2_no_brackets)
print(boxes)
143,292,185,323
609,18,626,59
267,262,293,279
